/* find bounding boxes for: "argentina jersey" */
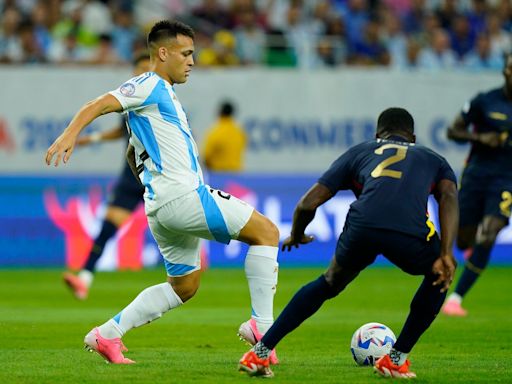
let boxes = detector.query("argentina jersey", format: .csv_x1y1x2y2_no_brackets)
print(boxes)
109,72,204,213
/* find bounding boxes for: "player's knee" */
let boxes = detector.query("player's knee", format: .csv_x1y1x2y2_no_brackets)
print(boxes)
251,217,280,246
170,280,200,303
476,229,499,248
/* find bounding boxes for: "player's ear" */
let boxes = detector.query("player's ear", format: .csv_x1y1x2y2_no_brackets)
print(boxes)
158,47,168,62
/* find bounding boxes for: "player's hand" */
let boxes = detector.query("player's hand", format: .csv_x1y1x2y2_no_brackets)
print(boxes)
281,234,314,252
431,253,457,292
45,131,77,167
477,132,506,148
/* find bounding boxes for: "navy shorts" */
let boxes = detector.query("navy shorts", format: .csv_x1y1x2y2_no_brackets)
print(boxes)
107,163,144,211
335,222,441,276
459,170,512,227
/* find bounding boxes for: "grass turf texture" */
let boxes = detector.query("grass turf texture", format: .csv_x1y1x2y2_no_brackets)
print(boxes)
0,267,510,383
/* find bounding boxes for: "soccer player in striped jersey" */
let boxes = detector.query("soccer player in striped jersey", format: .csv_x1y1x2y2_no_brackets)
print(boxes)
46,20,279,365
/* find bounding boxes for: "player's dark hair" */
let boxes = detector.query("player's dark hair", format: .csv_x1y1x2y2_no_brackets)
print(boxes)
147,20,194,48
132,51,150,66
219,101,234,117
377,107,414,135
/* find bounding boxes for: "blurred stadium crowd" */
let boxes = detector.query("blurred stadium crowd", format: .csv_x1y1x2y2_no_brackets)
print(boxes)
0,0,511,70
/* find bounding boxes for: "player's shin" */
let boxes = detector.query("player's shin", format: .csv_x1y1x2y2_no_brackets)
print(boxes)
97,282,183,338
244,245,278,334
393,275,446,353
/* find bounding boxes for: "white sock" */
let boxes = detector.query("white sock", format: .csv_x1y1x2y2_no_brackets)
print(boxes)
448,292,462,304
97,282,183,339
244,245,278,334
389,348,408,366
78,270,94,288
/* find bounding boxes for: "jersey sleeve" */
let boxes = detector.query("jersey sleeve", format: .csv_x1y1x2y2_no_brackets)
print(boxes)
435,158,457,184
460,93,483,126
318,147,358,194
108,73,156,111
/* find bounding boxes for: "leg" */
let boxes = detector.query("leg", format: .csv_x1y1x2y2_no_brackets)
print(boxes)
445,182,510,315
237,210,280,334
84,202,202,364
456,225,477,251
238,257,360,377
394,273,447,354
63,205,133,300
260,257,359,350
452,215,506,300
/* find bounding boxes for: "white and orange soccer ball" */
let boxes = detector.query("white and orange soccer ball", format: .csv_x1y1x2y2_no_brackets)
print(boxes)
350,322,396,366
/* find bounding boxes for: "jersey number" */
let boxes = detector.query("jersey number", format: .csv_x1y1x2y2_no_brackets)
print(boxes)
499,191,512,217
371,144,408,179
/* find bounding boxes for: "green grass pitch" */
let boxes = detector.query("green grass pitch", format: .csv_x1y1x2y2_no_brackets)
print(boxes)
0,266,510,383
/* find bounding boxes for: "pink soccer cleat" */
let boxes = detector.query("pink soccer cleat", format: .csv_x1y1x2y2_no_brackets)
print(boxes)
238,319,279,365
374,355,416,379
84,327,134,364
63,272,88,300
238,350,273,378
441,298,468,317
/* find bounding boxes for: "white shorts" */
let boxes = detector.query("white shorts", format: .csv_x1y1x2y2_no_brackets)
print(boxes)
147,184,254,277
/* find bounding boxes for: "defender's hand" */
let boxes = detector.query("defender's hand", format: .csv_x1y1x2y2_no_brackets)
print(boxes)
281,234,314,252
477,132,505,148
45,132,77,166
432,253,457,292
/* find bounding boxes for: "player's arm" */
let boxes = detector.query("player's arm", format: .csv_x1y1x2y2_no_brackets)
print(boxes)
447,115,504,147
432,179,459,292
125,143,143,185
446,115,479,143
281,183,333,252
46,93,123,166
76,126,124,146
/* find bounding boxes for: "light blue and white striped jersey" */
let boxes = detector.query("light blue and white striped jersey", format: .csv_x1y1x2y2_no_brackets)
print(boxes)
109,72,204,213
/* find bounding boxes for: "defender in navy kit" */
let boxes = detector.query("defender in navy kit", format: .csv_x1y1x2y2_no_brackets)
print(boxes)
238,107,459,379
443,53,512,317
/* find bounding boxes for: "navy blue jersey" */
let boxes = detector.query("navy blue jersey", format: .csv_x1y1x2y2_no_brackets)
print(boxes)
318,137,457,240
462,87,512,175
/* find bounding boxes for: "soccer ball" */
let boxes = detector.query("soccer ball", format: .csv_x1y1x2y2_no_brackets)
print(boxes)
350,322,396,366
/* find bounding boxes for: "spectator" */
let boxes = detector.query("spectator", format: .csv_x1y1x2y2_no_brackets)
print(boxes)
0,7,21,63
111,7,140,62
202,101,247,172
463,32,503,71
383,9,408,68
435,0,460,30
467,0,488,35
486,11,511,56
197,30,239,66
450,14,476,60
234,6,266,65
418,27,457,69
88,33,121,65
31,1,53,57
17,20,46,63
348,17,390,66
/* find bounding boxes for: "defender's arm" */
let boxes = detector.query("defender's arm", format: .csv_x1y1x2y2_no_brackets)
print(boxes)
432,179,459,292
282,183,333,252
447,115,504,147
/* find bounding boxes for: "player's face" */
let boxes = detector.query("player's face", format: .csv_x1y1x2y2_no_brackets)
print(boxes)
165,34,194,84
133,59,150,76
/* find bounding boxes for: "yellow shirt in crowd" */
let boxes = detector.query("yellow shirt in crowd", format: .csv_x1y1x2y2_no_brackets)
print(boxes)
202,117,247,172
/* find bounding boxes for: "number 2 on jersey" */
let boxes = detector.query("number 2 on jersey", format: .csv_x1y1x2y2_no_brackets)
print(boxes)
371,144,408,179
